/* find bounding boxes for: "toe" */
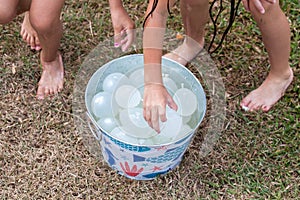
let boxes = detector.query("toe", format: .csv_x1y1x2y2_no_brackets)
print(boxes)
44,87,51,97
248,101,258,112
22,32,27,41
35,35,41,51
241,95,252,108
37,88,45,100
30,36,36,50
35,45,42,51
262,105,271,112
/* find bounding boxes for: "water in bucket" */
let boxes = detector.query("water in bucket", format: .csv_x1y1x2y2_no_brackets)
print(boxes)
91,67,199,145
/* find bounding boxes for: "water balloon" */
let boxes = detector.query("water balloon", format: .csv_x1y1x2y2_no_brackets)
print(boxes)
110,127,139,144
158,107,182,140
97,117,117,133
91,91,119,118
129,68,144,87
173,84,197,117
163,74,178,93
119,109,157,138
102,72,129,93
115,85,141,108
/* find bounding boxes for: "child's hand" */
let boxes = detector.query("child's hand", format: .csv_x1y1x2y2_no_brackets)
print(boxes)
242,0,276,14
143,83,178,133
110,6,135,51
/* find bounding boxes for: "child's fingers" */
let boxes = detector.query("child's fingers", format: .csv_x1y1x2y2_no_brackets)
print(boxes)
167,95,178,112
252,0,265,14
114,30,125,48
151,107,161,133
242,0,250,11
158,105,167,123
120,29,136,52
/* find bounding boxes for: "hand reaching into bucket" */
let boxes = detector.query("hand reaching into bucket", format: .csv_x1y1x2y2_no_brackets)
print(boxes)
143,83,178,133
109,0,136,52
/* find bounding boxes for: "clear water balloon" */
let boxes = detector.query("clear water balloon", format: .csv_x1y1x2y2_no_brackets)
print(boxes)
119,109,157,138
173,84,197,117
102,72,129,93
97,117,117,133
163,74,178,93
129,68,144,87
128,107,148,128
91,91,118,118
158,107,182,140
110,127,139,144
115,85,142,108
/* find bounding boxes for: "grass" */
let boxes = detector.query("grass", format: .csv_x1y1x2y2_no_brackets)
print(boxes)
1,0,299,199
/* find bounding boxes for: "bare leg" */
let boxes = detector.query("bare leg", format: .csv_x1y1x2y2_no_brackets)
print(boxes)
0,0,31,24
240,0,293,112
21,11,41,51
164,0,209,65
29,0,64,99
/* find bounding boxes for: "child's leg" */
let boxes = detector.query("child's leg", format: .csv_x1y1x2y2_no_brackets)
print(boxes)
0,0,31,24
240,0,293,112
21,12,41,51
29,0,64,99
164,0,209,65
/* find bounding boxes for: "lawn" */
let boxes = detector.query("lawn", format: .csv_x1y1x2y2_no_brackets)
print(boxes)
0,0,299,199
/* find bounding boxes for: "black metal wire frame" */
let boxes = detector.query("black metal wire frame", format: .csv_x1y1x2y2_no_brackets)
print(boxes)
208,0,243,54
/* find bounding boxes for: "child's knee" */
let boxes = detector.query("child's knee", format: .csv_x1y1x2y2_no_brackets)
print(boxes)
29,15,59,35
0,8,16,24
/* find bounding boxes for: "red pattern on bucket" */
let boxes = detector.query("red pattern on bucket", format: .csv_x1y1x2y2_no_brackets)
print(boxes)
120,161,144,177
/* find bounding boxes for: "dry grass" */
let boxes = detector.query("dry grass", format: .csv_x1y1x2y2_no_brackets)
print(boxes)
1,0,299,199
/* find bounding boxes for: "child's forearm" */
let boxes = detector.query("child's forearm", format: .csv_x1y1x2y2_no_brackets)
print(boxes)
143,0,171,85
108,0,123,10
143,27,165,84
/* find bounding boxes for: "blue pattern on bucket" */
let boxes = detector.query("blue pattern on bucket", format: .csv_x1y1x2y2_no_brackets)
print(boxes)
104,147,117,166
133,155,146,162
142,169,170,179
104,132,151,152
145,142,189,163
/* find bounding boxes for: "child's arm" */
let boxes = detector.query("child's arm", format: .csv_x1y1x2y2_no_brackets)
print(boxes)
242,0,276,14
143,0,177,133
109,0,135,51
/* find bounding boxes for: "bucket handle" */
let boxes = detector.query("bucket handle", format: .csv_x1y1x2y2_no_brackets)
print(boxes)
86,112,102,141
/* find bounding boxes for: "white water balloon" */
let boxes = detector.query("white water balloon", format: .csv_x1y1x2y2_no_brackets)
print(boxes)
173,84,197,117
110,127,139,144
91,91,118,118
129,68,144,87
102,73,129,93
115,85,141,108
97,117,117,133
163,74,178,93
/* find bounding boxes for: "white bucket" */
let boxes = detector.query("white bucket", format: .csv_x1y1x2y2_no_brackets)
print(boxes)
85,54,206,180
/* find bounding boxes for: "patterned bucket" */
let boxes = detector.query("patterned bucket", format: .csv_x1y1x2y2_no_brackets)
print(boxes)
85,54,206,180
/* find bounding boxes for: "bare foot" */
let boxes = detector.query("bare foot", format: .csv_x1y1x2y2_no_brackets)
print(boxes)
21,12,41,51
240,68,293,112
163,37,204,66
37,52,64,99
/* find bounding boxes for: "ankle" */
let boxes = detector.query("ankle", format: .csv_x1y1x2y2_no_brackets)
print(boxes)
269,67,293,80
184,36,204,49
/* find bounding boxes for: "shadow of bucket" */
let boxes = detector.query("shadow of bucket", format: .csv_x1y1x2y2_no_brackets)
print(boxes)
85,54,206,180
